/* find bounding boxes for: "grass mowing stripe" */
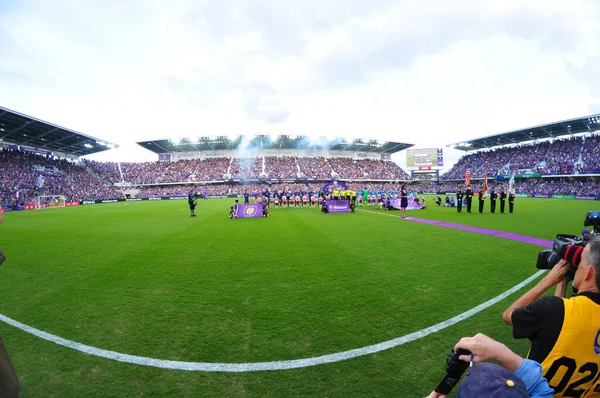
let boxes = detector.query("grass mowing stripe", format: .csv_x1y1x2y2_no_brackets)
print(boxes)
0,268,545,371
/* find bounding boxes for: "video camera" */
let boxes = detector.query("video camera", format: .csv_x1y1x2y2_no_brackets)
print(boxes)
584,211,600,234
536,211,600,281
434,348,472,395
536,234,585,281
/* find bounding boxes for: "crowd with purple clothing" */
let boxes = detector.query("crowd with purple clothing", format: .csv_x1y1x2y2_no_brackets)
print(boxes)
0,148,121,206
297,157,333,179
442,135,600,179
194,158,230,181
264,157,298,179
540,137,581,175
82,159,122,183
2,144,599,208
83,156,410,184
580,134,600,174
229,158,262,179
328,158,366,178
360,159,411,180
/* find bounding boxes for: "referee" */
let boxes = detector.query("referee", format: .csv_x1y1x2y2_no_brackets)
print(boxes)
188,190,197,217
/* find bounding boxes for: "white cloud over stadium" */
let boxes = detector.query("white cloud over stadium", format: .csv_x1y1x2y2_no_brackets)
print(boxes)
1,0,599,169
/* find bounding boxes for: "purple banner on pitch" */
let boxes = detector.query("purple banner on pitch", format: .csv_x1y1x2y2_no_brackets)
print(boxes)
236,204,263,218
326,200,350,213
390,198,424,210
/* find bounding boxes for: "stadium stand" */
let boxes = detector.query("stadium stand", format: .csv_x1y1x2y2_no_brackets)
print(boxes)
442,134,600,179
298,157,333,179
265,157,298,179
1,106,599,209
0,148,120,206
580,134,600,174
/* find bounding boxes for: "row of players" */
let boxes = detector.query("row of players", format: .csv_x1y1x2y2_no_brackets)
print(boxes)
244,192,408,208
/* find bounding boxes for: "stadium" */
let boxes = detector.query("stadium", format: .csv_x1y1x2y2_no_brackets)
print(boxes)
1,103,600,396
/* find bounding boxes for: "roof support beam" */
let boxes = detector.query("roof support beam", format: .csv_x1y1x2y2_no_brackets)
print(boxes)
0,120,33,140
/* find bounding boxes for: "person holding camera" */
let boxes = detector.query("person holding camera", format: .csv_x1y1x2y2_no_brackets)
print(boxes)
502,236,600,397
425,333,553,398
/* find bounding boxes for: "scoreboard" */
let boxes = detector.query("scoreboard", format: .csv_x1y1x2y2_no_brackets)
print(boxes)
405,148,443,171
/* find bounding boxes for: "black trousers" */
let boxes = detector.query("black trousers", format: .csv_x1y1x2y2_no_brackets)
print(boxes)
457,200,462,213
466,198,472,213
478,199,484,213
490,199,496,213
500,200,506,213
509,199,514,213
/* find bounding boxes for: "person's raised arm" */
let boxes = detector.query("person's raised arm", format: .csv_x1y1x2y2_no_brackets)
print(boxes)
502,260,570,325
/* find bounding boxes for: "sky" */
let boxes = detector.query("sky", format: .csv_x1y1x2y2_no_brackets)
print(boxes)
1,0,600,171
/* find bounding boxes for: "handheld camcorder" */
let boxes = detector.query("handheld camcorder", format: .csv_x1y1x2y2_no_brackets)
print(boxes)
435,348,472,395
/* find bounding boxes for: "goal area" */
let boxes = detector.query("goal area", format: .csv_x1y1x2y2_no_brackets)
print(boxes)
37,195,66,208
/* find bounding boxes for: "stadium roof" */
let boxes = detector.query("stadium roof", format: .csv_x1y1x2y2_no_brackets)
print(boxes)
449,114,600,151
0,106,118,157
137,136,413,154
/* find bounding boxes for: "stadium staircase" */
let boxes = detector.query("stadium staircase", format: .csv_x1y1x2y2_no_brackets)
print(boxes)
226,157,233,178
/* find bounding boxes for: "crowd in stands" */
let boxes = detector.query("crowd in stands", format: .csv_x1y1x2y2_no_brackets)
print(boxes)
84,156,410,184
580,134,600,174
297,157,333,179
1,149,120,206
328,158,365,178
83,159,122,183
265,157,298,179
229,158,262,179
443,134,600,179
193,158,230,181
540,137,580,175
360,159,411,180
2,143,600,208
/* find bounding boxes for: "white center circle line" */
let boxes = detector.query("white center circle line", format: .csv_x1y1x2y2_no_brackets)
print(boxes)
0,208,546,371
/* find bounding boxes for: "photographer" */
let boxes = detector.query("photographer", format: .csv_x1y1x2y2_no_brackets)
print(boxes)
425,333,553,398
0,210,20,398
502,236,600,397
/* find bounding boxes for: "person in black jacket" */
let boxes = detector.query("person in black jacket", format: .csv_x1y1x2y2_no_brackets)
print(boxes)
478,187,485,213
490,188,497,213
499,188,507,213
509,192,515,213
465,187,473,213
456,187,464,213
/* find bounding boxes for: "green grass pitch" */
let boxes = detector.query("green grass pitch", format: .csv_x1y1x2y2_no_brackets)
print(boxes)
0,197,597,397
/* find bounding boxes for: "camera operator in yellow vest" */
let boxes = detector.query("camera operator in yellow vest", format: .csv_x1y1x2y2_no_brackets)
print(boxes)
502,236,600,397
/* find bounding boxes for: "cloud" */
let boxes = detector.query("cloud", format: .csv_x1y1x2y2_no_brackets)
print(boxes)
0,0,599,170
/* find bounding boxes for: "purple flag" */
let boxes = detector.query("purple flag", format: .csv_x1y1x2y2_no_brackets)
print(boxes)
236,204,263,218
326,200,350,213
